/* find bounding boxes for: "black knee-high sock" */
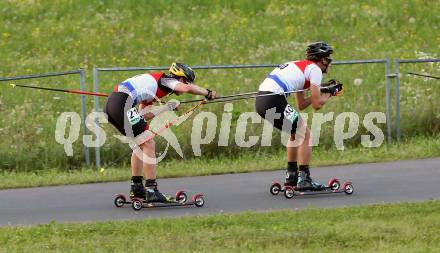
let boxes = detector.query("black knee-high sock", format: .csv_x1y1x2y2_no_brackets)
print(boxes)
287,162,298,175
145,179,157,189
298,165,310,178
131,176,143,184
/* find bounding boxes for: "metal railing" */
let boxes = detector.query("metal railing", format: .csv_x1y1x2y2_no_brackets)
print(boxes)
391,58,440,140
2,58,438,168
93,59,393,168
0,69,91,166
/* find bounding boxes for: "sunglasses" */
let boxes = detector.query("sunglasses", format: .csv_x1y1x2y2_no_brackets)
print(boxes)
324,57,333,64
179,77,190,84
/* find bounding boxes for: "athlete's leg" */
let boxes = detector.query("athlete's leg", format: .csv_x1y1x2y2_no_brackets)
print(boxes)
285,125,311,186
128,147,148,199
256,93,302,186
296,127,324,189
131,150,142,176
104,92,147,198
285,135,298,186
129,148,146,198
297,127,311,165
134,138,169,203
287,135,298,162
297,125,311,187
139,139,157,180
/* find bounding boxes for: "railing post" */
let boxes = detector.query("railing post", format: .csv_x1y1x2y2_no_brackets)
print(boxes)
93,67,101,168
79,69,91,166
385,58,392,143
394,59,401,141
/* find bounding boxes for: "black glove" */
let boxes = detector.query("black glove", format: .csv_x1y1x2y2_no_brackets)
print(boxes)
205,89,215,100
320,79,343,96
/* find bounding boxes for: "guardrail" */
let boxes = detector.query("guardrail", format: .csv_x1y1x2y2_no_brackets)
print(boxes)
391,58,440,140
2,58,438,168
0,69,91,166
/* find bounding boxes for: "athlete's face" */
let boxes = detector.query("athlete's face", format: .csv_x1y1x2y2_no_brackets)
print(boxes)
179,77,190,84
320,57,332,73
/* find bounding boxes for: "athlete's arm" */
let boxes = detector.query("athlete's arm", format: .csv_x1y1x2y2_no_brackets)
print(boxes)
308,65,331,110
294,91,312,110
310,85,331,110
138,103,174,120
139,103,156,120
173,83,217,99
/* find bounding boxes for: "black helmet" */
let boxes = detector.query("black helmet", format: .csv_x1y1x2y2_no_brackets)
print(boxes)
306,42,333,59
169,62,196,82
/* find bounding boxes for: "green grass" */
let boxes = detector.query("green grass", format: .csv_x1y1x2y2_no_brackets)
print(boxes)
1,134,439,189
1,200,439,252
1,0,440,170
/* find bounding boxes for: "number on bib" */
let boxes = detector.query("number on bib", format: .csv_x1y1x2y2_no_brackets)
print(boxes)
283,104,299,123
127,108,141,125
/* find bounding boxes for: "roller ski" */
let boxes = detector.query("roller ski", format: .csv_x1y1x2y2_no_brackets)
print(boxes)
270,171,354,199
114,183,205,211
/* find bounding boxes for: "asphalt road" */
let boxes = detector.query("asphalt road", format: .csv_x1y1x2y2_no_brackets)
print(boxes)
1,158,439,226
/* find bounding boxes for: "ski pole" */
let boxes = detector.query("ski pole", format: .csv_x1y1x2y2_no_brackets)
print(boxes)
179,90,260,104
180,88,310,104
9,83,109,97
181,80,344,105
143,100,206,142
406,72,440,80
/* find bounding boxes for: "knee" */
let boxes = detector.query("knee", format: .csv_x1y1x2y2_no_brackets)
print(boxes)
304,128,311,140
293,126,310,141
140,139,155,151
297,128,311,146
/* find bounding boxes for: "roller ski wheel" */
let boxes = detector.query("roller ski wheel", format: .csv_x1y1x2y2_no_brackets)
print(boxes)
175,190,188,204
343,182,354,195
328,178,341,191
131,197,144,211
270,182,282,195
114,194,127,207
284,186,295,199
192,194,205,207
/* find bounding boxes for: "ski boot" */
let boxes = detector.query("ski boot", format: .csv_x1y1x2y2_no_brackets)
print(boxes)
129,182,147,199
145,180,173,203
145,188,174,203
269,171,297,196
284,171,298,187
297,171,326,191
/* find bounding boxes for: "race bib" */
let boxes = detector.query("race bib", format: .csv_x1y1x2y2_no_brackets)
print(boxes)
127,107,141,125
283,104,299,123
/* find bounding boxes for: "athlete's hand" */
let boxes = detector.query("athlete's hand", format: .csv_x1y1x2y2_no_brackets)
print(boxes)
166,99,180,111
320,79,343,96
205,89,217,100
